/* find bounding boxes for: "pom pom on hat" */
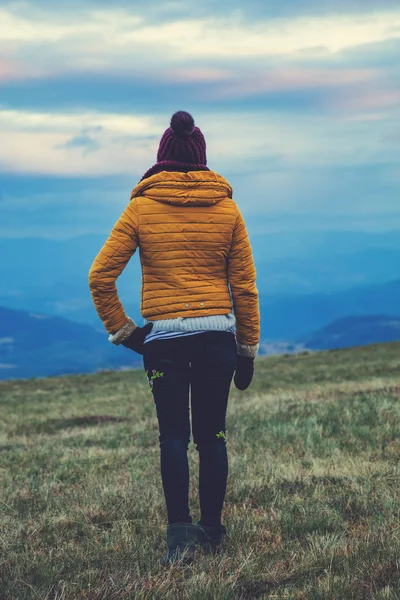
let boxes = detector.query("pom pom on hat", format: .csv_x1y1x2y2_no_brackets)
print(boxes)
157,110,207,165
170,111,195,137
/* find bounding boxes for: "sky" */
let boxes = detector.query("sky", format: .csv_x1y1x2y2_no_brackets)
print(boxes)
1,0,400,238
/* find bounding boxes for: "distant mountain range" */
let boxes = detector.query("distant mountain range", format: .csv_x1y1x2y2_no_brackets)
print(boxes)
0,306,142,380
2,304,400,380
260,279,400,340
301,315,400,350
1,229,400,378
1,231,400,327
4,274,400,346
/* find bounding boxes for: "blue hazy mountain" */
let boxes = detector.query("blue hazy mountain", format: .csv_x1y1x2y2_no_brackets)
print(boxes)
2,274,400,379
260,279,400,340
301,315,400,350
0,306,142,380
2,301,400,380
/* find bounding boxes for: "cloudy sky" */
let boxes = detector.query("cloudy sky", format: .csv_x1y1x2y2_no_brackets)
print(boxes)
1,0,400,238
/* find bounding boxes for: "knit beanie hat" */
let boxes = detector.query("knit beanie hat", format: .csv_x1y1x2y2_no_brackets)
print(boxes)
157,111,207,165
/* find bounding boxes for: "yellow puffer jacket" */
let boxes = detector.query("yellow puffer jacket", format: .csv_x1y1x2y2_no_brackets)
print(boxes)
89,170,260,351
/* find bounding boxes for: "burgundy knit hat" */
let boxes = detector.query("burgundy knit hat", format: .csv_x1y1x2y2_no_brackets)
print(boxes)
157,111,207,165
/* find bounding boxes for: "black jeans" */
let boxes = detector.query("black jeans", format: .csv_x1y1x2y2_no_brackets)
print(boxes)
143,331,237,527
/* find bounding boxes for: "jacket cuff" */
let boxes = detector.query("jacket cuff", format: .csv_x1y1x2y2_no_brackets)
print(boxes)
108,317,137,345
237,341,259,359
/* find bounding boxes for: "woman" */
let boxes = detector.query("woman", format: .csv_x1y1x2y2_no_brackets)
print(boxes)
89,111,260,566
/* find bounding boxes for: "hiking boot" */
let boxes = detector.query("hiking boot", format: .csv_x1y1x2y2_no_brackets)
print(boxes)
160,522,201,567
196,521,227,555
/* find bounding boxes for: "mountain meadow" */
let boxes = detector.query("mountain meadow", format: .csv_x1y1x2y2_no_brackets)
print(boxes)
1,342,399,599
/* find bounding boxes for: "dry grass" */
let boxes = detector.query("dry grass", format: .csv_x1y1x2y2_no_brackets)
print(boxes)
1,343,400,599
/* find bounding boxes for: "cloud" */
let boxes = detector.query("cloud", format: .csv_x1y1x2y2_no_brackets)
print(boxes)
2,161,400,240
1,4,399,121
227,162,400,229
0,109,161,175
210,67,379,100
338,36,400,69
0,7,143,44
0,59,25,82
0,61,396,120
163,67,232,84
1,106,399,177
330,88,400,112
1,0,400,237
56,130,101,156
1,7,400,80
128,13,400,58
2,0,399,19
0,173,133,238
55,126,104,156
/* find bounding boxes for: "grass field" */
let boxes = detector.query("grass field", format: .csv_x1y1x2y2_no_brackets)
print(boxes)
1,343,400,599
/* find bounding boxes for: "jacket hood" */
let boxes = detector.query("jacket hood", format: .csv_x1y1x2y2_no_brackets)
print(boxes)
130,170,233,206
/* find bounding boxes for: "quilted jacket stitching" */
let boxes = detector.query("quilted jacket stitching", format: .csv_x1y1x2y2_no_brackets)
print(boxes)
89,171,259,345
